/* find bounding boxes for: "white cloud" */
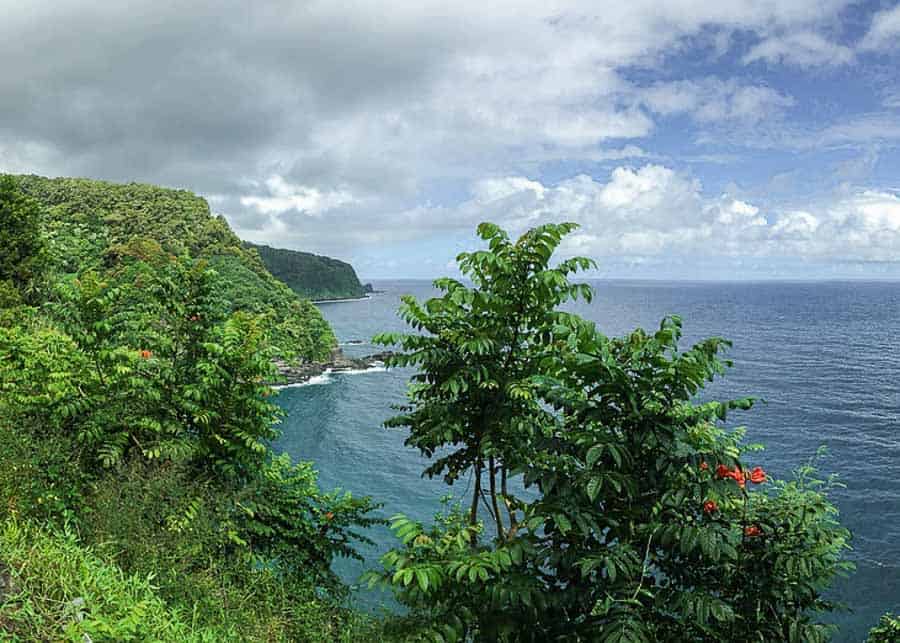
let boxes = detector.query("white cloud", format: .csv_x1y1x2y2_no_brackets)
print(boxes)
0,138,66,176
771,210,820,238
847,190,900,232
860,4,900,51
641,79,795,125
703,112,900,150
742,32,854,67
472,176,546,202
813,114,900,148
240,175,357,216
715,199,766,226
441,166,900,263
0,0,861,198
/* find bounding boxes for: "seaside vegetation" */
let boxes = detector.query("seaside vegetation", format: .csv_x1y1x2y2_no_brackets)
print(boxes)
12,174,336,362
0,174,891,641
0,175,379,641
245,242,371,301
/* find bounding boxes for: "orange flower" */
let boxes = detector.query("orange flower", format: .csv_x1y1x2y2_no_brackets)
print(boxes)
325,512,335,521
747,466,766,484
703,500,718,514
139,349,152,359
699,461,709,471
717,464,746,488
744,524,762,537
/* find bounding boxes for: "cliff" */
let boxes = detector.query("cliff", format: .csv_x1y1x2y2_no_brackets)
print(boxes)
244,242,370,301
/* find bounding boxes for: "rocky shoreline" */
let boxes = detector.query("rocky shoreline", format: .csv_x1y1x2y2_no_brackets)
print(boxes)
273,348,393,386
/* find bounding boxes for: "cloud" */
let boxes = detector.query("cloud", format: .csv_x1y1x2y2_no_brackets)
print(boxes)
441,165,900,264
860,4,900,51
0,0,856,193
240,176,357,216
641,78,795,125
812,114,900,148
742,32,854,67
4,0,897,278
696,112,900,151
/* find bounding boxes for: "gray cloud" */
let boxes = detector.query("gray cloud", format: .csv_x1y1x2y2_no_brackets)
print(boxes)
5,0,900,277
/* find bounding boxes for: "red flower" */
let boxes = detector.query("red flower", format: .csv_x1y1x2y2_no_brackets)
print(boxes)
717,464,746,488
747,466,766,484
139,349,152,359
703,500,718,514
700,461,709,471
744,524,762,537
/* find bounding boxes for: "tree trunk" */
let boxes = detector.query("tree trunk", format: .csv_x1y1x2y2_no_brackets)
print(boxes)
489,457,504,540
469,459,482,526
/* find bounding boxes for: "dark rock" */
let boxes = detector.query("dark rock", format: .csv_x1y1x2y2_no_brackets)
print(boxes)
272,349,394,386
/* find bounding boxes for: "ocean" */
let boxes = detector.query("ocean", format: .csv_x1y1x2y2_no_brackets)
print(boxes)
273,280,900,642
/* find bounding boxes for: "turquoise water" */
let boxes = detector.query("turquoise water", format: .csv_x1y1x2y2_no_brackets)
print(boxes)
273,280,900,641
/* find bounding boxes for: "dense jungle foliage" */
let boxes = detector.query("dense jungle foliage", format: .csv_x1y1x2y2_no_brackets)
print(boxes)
245,242,370,301
0,176,893,641
12,174,335,362
0,176,380,641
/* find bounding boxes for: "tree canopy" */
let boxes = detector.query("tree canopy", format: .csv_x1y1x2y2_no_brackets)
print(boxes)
7,174,336,361
245,241,369,301
0,175,46,302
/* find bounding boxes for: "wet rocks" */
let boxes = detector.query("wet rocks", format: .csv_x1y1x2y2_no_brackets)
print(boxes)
273,349,393,386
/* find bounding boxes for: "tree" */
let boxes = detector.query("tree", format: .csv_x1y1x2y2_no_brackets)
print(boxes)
0,175,45,301
374,222,594,539
371,222,854,642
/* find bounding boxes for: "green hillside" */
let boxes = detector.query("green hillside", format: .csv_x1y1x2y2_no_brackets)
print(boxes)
12,175,335,361
0,175,382,641
245,242,370,301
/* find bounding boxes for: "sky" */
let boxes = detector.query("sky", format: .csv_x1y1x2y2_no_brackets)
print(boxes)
2,1,900,279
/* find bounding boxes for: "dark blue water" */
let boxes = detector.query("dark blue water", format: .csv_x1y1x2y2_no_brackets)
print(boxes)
273,280,900,642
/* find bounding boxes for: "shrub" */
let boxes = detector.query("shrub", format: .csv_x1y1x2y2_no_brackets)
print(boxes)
0,520,223,641
78,462,382,642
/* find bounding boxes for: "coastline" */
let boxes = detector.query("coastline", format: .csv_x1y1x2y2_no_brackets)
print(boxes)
312,294,372,304
273,348,393,386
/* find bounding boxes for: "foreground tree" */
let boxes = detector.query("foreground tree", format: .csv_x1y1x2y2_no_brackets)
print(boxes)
374,223,594,539
371,222,854,642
